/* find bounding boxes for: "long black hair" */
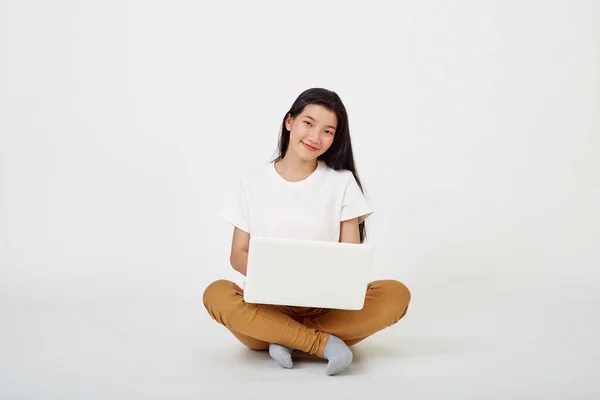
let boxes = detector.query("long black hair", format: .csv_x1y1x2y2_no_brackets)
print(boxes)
273,88,368,243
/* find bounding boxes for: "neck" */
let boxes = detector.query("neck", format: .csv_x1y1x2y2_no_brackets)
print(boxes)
276,153,319,181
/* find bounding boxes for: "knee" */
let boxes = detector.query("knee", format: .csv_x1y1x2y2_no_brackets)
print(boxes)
202,279,236,311
376,280,411,321
389,280,411,304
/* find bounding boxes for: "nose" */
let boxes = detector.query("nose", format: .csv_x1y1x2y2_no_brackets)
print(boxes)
306,130,320,145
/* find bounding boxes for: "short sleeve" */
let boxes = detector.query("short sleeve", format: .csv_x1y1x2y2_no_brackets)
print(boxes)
341,174,373,223
218,178,250,233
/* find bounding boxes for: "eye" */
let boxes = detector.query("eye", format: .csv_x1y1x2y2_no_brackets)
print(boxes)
326,130,334,135
304,121,312,126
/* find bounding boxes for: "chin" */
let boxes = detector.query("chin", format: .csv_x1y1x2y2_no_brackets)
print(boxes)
297,153,317,162
293,143,319,161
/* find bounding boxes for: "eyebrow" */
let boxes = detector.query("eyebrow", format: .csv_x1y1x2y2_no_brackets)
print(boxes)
304,115,336,130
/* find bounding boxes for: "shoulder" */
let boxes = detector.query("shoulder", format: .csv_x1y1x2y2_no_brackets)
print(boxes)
320,162,355,186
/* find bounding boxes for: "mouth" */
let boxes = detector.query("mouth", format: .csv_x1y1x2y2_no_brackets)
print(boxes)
302,142,319,151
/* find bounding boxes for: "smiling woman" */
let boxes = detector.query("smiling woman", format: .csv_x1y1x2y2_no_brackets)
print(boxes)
202,88,411,376
290,109,338,155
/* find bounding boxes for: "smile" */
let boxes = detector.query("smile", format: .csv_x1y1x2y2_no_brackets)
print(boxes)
302,142,319,151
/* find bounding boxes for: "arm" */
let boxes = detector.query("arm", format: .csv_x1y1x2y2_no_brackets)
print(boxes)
230,227,250,276
339,217,361,244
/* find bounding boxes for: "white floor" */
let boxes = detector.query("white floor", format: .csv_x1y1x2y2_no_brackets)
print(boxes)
1,286,598,400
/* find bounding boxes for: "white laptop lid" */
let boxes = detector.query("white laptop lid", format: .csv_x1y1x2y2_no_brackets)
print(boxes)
244,237,374,310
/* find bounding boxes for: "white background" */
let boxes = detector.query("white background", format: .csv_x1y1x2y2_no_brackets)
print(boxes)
1,0,599,399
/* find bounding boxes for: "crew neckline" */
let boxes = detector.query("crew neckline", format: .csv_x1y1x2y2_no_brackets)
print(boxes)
271,160,324,184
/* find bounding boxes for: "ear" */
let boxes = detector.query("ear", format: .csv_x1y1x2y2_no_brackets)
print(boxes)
285,114,293,131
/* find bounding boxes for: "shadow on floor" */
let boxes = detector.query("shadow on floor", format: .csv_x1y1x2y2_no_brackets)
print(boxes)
211,335,470,376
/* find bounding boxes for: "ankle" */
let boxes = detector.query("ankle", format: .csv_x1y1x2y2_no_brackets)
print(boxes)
323,335,350,359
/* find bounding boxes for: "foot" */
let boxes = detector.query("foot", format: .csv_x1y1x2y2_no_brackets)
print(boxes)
269,343,294,369
323,335,353,376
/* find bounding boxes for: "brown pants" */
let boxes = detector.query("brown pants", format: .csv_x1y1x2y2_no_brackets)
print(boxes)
203,279,411,358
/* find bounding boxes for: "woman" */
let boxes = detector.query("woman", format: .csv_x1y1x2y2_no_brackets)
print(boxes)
203,88,411,375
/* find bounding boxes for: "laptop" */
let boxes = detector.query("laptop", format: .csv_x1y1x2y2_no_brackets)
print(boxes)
244,236,374,310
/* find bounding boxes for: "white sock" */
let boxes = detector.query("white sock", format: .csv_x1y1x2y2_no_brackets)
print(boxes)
323,335,353,375
269,343,294,369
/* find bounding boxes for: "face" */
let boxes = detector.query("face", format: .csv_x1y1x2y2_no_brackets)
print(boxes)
285,104,338,161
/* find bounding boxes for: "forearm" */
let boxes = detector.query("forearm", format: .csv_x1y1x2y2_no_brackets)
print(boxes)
230,250,248,276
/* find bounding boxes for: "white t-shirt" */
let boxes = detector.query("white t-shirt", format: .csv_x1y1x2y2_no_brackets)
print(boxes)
219,160,373,242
